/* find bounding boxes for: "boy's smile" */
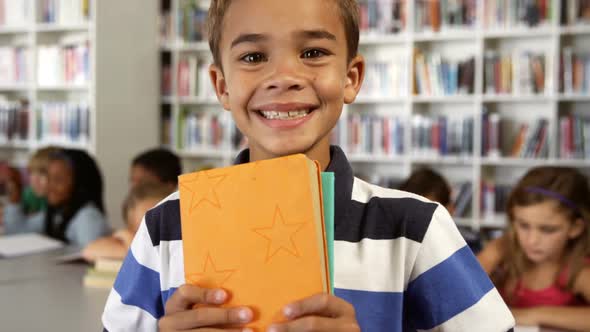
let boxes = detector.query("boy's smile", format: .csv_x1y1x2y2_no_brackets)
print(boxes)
209,0,364,168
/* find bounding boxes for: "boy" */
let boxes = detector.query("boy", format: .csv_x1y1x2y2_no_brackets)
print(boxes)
103,0,514,331
129,148,182,192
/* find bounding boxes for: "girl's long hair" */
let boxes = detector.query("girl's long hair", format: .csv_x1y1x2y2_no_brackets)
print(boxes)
497,167,590,301
44,149,105,243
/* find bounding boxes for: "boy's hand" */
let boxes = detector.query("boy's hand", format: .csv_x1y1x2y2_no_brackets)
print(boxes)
267,294,360,332
158,284,254,332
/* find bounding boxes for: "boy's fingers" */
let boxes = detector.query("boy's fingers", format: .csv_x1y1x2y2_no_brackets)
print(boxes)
159,306,253,330
165,285,227,314
282,294,354,320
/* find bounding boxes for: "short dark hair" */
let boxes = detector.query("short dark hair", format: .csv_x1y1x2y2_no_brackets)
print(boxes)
399,168,451,207
132,148,182,185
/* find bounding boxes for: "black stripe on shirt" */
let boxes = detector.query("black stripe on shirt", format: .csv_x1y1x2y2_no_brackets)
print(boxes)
335,197,437,243
145,199,182,246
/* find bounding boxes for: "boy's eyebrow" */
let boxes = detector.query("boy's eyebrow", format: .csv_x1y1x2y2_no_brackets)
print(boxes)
231,33,267,48
296,29,337,41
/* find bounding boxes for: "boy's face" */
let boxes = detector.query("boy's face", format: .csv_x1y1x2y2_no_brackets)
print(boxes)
210,0,364,164
29,171,49,197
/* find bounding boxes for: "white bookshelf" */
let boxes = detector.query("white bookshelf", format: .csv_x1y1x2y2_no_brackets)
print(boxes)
0,0,159,228
159,0,590,230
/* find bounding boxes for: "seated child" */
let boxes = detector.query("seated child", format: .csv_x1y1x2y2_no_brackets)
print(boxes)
82,182,172,262
1,147,59,229
399,167,454,213
4,149,110,247
129,148,182,191
102,0,514,331
478,167,590,331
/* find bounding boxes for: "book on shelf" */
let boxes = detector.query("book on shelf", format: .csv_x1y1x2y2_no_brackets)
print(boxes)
0,47,30,85
176,0,208,42
178,154,330,330
37,42,90,87
0,0,29,27
178,108,247,152
453,182,473,218
36,102,90,146
484,50,550,95
561,0,590,26
415,0,476,33
83,257,123,289
346,113,404,156
159,9,173,44
484,0,553,29
559,114,590,159
411,114,473,157
359,56,408,99
0,99,29,143
358,0,406,35
480,180,511,221
413,49,475,96
499,118,549,159
161,63,172,97
481,111,502,158
560,48,590,95
38,0,91,25
176,55,215,98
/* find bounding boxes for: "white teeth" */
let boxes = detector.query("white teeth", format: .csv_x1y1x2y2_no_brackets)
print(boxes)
260,109,310,120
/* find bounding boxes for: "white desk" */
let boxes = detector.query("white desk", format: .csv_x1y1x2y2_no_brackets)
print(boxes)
0,248,109,332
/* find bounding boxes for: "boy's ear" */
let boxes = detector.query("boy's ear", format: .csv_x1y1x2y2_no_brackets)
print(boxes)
209,64,231,110
568,218,586,239
343,55,365,105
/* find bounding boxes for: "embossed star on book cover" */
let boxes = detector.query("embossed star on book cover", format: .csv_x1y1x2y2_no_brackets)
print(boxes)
179,154,330,329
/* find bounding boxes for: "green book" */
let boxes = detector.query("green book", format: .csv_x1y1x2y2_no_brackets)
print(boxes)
321,172,335,293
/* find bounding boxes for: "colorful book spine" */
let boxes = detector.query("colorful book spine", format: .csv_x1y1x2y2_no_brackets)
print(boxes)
176,55,215,98
414,49,474,96
39,0,90,24
0,47,29,85
559,114,590,159
411,114,473,156
359,0,406,35
36,101,89,145
560,49,590,94
0,100,29,142
179,109,236,151
37,42,90,86
359,56,408,98
176,0,208,42
415,0,476,33
484,50,549,95
346,113,404,156
561,0,590,25
484,0,553,29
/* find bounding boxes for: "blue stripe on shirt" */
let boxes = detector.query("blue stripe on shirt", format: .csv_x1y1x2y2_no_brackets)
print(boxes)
404,245,495,330
335,288,403,332
114,251,164,319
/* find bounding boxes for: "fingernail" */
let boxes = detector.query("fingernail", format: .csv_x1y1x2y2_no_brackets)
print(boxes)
214,289,226,303
283,305,295,318
239,308,252,322
267,325,279,332
243,328,253,332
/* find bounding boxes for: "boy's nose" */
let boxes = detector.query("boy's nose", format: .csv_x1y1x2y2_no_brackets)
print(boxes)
262,60,306,93
263,74,305,93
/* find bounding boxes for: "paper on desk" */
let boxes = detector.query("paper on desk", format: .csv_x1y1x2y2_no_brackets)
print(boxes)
0,233,64,258
515,326,540,332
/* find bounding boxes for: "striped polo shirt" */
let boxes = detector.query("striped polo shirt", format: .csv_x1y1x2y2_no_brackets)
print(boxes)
102,146,514,331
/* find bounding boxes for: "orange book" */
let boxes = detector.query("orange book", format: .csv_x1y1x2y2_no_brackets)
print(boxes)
179,154,329,330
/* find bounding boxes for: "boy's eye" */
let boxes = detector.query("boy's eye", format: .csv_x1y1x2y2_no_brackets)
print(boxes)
301,49,327,59
241,53,267,63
